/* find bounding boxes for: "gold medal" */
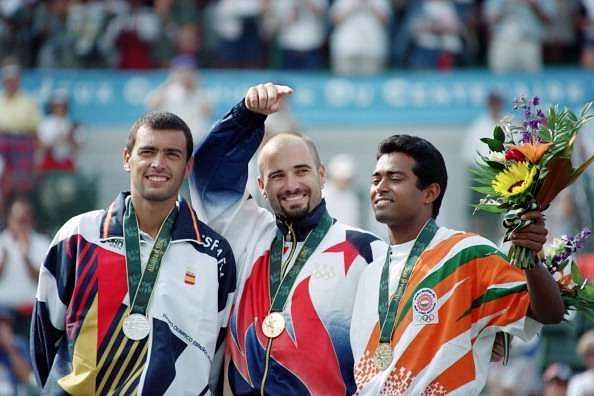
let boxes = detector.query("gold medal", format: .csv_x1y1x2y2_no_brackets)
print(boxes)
374,342,393,371
262,312,285,338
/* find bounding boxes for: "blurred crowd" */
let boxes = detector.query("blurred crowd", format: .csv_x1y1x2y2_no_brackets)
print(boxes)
1,0,594,73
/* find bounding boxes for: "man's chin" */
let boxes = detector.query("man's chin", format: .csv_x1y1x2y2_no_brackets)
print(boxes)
141,190,177,203
281,205,310,221
373,211,393,225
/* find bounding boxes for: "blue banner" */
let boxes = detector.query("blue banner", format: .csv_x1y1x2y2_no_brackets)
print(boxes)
22,69,594,126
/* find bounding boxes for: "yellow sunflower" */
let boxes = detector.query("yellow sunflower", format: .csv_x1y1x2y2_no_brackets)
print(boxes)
492,162,537,197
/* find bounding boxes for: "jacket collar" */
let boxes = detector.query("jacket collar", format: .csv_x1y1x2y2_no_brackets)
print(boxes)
99,192,201,242
275,199,331,242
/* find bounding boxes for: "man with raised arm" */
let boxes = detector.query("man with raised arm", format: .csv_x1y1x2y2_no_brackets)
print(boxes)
190,83,387,395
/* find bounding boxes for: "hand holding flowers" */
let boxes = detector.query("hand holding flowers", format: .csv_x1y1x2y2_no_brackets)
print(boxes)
473,96,594,269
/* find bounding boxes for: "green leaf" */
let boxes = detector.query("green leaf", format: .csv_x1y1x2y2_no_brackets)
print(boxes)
473,203,505,213
572,261,585,285
578,285,594,302
472,186,496,194
480,138,504,152
485,161,506,171
493,126,505,142
569,154,594,185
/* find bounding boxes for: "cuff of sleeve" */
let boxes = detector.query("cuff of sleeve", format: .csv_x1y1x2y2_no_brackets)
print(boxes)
231,100,267,129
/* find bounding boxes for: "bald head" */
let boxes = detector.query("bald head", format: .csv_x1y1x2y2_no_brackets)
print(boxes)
256,133,325,220
257,133,321,176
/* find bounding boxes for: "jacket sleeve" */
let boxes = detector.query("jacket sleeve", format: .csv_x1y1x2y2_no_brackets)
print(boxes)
189,100,275,267
30,233,76,387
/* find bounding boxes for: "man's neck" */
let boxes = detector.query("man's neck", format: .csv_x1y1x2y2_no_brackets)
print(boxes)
131,196,177,238
388,216,433,245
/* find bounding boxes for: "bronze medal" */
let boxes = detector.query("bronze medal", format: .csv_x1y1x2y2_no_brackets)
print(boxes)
374,342,393,371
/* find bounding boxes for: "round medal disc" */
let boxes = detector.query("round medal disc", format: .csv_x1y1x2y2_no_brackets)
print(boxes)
123,313,150,341
374,343,393,371
262,312,285,338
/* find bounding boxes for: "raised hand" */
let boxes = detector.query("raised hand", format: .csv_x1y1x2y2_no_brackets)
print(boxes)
244,83,293,115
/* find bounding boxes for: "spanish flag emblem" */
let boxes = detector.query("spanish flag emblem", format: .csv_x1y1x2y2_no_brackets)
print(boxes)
184,271,196,285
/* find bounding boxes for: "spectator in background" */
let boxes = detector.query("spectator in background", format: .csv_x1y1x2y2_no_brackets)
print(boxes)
37,89,80,173
324,153,361,227
484,0,555,73
568,330,594,396
579,0,594,68
408,0,464,69
32,0,70,69
0,306,34,396
0,1,34,67
146,56,212,145
329,0,391,75
66,0,119,68
0,63,41,196
0,197,49,334
463,92,504,243
543,0,579,65
213,0,267,68
101,0,161,69
264,0,328,69
152,0,201,66
543,363,572,396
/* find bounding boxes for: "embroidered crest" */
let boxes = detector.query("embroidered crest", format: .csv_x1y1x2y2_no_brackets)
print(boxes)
412,288,438,325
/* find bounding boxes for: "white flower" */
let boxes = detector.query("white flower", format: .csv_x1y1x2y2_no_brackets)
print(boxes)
544,238,567,258
486,151,506,163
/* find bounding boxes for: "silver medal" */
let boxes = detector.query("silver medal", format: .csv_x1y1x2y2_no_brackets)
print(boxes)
123,313,150,340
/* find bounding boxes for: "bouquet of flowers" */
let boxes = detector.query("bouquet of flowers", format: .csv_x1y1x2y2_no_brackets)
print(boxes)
543,228,594,318
472,96,594,269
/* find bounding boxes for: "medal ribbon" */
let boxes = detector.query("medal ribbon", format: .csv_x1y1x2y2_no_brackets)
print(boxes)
123,201,177,315
269,212,332,312
378,218,438,344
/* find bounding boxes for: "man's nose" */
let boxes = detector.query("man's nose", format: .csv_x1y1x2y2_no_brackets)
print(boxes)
150,153,166,169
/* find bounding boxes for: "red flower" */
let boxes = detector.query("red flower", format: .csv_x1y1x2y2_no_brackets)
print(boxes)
504,149,526,161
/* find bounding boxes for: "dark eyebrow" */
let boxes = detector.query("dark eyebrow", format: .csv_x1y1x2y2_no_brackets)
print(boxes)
164,148,184,155
294,164,312,170
372,170,406,178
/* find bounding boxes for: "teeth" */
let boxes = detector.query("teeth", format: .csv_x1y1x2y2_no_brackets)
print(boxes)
284,195,305,201
148,176,167,182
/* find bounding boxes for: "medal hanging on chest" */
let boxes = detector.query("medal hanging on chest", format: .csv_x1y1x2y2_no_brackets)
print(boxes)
122,200,177,340
374,219,438,370
263,212,333,339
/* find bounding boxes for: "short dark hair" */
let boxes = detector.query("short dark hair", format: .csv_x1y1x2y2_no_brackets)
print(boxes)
377,134,447,218
127,112,193,160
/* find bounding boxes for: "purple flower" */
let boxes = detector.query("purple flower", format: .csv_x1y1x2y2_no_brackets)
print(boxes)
533,97,540,106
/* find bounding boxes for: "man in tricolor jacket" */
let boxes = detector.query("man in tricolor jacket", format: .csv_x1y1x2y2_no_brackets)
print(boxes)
350,134,564,395
30,112,236,395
